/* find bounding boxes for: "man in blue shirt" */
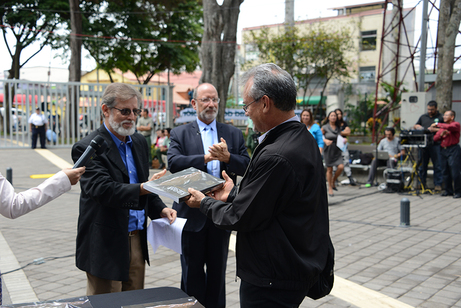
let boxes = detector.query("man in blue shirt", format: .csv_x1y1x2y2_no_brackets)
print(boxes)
72,83,176,295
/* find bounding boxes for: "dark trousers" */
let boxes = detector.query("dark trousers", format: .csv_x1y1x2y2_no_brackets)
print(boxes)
180,219,230,308
367,158,396,184
240,280,307,308
144,135,152,164
31,126,46,149
418,145,443,186
440,144,461,195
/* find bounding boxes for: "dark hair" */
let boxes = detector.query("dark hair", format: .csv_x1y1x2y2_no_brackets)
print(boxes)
385,127,395,136
143,108,149,113
325,111,339,127
164,127,171,134
241,63,297,111
300,109,314,126
427,100,437,108
446,110,456,119
334,108,345,125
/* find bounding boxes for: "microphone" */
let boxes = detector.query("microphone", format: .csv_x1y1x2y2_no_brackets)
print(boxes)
73,135,107,169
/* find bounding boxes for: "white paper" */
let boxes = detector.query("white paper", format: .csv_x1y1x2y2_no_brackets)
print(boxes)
336,135,347,151
147,217,187,254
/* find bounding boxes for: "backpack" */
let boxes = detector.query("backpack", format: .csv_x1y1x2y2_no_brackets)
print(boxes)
307,237,335,300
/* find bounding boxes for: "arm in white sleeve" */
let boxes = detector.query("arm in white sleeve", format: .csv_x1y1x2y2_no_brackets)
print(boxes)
0,171,72,219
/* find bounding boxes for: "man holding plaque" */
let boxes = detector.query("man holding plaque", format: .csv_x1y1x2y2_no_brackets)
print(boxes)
168,83,250,308
186,64,332,307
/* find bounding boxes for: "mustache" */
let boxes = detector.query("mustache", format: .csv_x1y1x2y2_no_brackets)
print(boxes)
121,120,135,125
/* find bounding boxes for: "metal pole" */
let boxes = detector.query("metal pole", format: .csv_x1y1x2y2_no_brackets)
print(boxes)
6,167,12,185
418,0,429,91
400,198,410,226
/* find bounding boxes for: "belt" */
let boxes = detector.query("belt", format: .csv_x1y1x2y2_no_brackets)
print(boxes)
442,144,456,150
34,125,44,128
128,230,140,236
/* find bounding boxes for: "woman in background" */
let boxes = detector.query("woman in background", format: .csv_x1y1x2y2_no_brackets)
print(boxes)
300,109,324,154
321,111,344,196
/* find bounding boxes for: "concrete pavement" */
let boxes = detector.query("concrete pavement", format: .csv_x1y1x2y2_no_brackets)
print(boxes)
0,148,460,307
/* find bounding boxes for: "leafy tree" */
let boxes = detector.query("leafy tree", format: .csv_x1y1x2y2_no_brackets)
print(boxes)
244,23,355,118
0,0,69,132
78,0,203,85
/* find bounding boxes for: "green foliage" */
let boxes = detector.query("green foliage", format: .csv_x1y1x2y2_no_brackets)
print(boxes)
1,0,69,78
76,0,203,84
243,23,356,100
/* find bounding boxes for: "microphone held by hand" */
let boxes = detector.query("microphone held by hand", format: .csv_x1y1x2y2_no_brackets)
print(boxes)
73,135,107,169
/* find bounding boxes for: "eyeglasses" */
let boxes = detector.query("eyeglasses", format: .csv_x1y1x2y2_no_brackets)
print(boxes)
243,96,263,112
111,107,142,116
196,97,220,104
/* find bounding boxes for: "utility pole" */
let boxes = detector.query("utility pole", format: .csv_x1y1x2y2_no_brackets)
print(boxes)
285,0,295,30
418,0,429,91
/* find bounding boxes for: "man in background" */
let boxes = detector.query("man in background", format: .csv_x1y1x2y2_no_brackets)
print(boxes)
156,127,171,169
413,100,443,191
168,83,250,308
28,107,48,149
136,108,154,168
432,110,461,198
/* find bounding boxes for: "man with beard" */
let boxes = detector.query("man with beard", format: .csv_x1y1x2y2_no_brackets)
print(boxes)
168,83,250,308
72,83,176,295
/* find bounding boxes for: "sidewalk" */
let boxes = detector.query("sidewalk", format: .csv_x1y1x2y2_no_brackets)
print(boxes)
0,148,460,307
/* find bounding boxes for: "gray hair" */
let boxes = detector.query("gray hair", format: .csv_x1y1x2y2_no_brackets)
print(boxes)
101,83,142,108
240,63,297,111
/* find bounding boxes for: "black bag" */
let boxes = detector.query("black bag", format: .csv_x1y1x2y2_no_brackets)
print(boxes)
307,237,335,300
359,153,374,165
349,149,362,162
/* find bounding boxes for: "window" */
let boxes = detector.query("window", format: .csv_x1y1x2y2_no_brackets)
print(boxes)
359,66,376,82
361,30,377,51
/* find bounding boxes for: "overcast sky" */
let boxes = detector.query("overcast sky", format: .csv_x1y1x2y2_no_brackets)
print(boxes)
1,0,451,75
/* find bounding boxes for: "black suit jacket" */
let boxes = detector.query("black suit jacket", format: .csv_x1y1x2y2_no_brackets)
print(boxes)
71,125,166,281
167,120,250,232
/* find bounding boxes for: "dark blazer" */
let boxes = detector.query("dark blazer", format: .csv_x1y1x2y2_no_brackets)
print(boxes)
167,120,250,232
71,125,166,281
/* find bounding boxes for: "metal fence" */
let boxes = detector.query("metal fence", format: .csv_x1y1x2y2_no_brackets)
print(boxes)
0,79,173,149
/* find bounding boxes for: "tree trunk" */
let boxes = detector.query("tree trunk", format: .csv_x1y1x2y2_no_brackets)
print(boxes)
69,0,82,82
200,0,243,123
68,0,83,140
435,0,461,112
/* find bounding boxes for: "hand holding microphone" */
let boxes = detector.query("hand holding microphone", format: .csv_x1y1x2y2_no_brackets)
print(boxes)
73,135,107,169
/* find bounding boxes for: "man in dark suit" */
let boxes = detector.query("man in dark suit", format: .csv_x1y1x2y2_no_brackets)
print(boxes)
72,83,176,295
168,83,250,308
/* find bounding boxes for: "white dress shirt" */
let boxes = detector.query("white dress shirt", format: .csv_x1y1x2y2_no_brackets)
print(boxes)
0,171,71,219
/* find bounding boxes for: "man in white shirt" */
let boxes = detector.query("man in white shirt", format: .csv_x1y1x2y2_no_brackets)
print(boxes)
28,107,48,149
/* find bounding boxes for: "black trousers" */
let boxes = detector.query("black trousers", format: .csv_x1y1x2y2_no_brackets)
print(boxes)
440,144,461,195
239,280,307,308
31,125,46,149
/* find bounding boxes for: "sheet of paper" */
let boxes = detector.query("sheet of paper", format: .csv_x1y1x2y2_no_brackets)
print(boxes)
147,217,187,254
336,135,347,151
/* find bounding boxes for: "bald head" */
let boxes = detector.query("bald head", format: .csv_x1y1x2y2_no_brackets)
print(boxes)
192,83,219,124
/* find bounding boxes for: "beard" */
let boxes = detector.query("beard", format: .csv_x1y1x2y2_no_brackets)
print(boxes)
109,114,135,136
199,106,218,123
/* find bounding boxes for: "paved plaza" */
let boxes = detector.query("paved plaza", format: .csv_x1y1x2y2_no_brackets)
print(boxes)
0,148,460,307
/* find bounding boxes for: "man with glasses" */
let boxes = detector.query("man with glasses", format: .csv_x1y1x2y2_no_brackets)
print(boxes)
168,83,250,308
185,64,332,307
72,83,176,295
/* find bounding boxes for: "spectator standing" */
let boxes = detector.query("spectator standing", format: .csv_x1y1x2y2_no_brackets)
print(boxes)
156,128,171,169
335,109,356,185
28,107,48,149
168,83,250,308
300,109,324,154
245,118,258,155
413,100,444,191
322,111,344,196
431,110,461,198
136,108,154,168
